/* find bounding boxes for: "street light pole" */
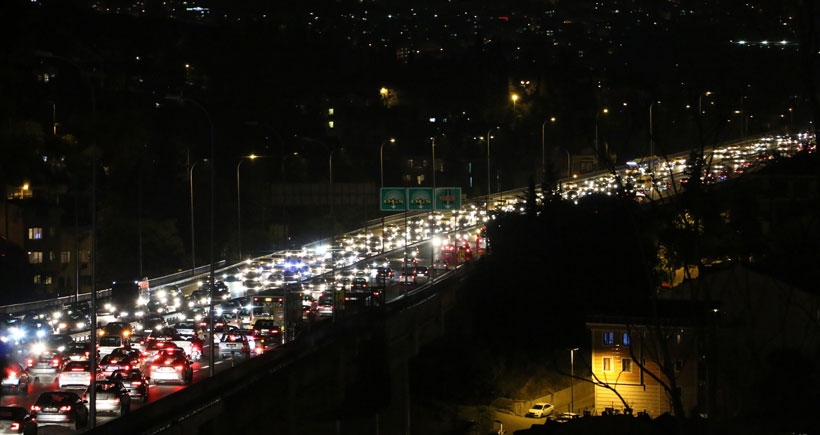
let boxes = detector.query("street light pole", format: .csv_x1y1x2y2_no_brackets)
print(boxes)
379,138,395,188
564,148,571,179
541,117,556,181
698,91,712,115
431,136,436,191
594,109,608,172
486,129,493,212
189,158,207,276
236,154,260,261
36,50,98,426
571,348,578,414
379,139,395,255
168,95,216,378
649,101,658,158
329,150,335,222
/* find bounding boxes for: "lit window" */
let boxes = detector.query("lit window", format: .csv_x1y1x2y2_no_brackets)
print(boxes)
328,108,334,116
622,358,632,372
602,331,614,345
328,121,334,129
28,227,43,240
28,252,43,264
622,332,631,345
60,251,71,263
602,357,611,371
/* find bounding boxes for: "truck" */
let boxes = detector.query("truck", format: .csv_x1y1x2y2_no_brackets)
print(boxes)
440,240,472,268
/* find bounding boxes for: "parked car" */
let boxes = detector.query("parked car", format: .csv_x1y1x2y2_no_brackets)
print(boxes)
0,406,37,435
30,391,89,430
526,402,554,418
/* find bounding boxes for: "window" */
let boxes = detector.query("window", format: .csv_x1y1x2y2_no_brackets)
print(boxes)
602,357,612,372
622,358,632,373
34,274,52,284
80,250,91,263
60,251,71,263
28,252,43,264
602,331,614,345
622,332,631,346
28,227,43,240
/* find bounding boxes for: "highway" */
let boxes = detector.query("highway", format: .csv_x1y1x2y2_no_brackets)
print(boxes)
0,133,811,433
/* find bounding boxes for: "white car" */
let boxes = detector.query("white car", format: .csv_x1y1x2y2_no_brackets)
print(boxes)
526,402,554,418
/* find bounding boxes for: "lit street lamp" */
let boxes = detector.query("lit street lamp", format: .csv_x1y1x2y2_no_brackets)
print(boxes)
486,129,494,211
541,117,556,179
189,158,207,276
511,93,519,111
379,138,396,188
698,91,713,115
594,109,608,172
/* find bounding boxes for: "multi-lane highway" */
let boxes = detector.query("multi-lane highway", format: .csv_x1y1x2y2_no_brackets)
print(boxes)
0,132,812,433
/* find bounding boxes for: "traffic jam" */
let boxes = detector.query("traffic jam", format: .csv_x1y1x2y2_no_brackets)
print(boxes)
0,204,489,431
0,133,811,431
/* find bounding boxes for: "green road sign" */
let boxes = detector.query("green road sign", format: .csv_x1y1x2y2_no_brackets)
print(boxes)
380,188,407,211
408,188,433,210
434,187,461,210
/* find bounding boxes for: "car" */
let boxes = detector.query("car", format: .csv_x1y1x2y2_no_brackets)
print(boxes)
84,380,131,416
433,259,450,270
148,348,193,385
100,349,139,375
100,321,133,338
219,333,252,359
526,402,554,418
554,412,579,423
24,352,63,384
108,368,150,403
173,321,198,339
57,360,99,389
0,406,37,435
140,340,181,366
1,362,30,395
138,314,167,332
351,277,368,291
398,268,417,285
97,335,130,358
30,391,89,430
317,296,334,317
63,341,97,362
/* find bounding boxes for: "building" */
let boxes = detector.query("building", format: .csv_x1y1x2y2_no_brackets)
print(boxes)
585,304,702,418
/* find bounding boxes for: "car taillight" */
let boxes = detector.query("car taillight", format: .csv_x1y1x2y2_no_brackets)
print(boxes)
59,405,72,412
131,381,142,386
30,405,41,412
123,365,130,371
25,358,34,367
10,422,20,431
175,365,185,371
150,365,158,371
51,358,61,368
